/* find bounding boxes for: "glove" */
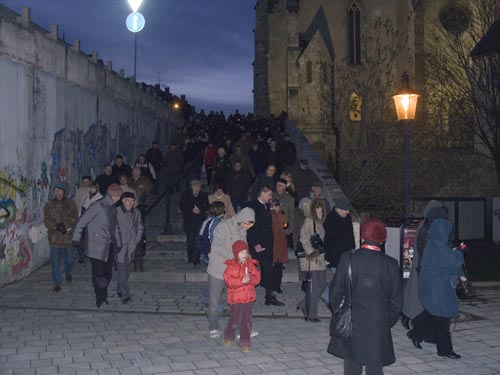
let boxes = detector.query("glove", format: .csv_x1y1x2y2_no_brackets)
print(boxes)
306,249,321,260
55,223,67,234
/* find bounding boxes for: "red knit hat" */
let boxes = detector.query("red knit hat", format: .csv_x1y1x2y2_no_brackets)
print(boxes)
360,219,387,244
232,240,249,259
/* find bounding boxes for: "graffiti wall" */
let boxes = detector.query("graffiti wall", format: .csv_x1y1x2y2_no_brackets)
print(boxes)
0,11,182,286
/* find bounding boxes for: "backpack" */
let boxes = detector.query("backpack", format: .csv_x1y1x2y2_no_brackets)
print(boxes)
196,217,213,255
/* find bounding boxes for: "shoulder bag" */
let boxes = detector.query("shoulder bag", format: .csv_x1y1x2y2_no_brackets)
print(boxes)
331,250,354,338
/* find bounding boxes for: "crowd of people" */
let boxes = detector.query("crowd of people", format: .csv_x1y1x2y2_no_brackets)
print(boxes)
43,110,468,372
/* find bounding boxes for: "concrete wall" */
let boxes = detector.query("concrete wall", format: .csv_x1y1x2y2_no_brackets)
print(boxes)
0,7,184,287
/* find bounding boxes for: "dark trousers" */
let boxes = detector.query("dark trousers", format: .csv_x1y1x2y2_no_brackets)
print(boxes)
272,262,284,291
90,247,114,307
186,224,200,263
409,310,453,355
344,358,383,375
254,251,273,299
224,303,253,347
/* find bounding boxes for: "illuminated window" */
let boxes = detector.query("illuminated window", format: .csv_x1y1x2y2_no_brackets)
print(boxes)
348,3,361,65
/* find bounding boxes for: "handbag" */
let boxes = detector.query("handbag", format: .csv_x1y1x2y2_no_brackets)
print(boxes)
456,263,476,300
331,250,354,338
310,221,324,253
295,241,306,259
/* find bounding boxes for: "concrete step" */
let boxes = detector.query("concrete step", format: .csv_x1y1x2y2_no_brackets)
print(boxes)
157,234,186,243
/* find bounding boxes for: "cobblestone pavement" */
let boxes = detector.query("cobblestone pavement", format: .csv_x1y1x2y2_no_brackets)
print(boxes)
1,253,500,374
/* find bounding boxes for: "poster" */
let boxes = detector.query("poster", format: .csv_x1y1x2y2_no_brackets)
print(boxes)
402,221,419,278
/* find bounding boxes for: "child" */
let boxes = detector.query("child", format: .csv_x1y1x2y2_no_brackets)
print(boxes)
115,192,144,304
270,198,289,294
223,240,261,352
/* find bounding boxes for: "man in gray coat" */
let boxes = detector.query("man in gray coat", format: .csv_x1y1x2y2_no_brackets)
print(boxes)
73,183,122,308
115,192,144,304
207,207,255,338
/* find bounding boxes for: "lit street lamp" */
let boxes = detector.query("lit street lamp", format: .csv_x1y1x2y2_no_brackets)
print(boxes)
392,72,420,219
125,0,145,80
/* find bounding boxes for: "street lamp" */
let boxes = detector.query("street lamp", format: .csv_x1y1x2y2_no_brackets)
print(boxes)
125,0,145,80
392,72,420,219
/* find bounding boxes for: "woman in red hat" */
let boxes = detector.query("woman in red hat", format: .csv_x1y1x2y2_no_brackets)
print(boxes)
328,219,403,375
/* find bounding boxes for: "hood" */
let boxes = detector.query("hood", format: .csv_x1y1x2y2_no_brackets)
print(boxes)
303,201,312,218
424,200,443,216
427,218,452,243
232,207,255,223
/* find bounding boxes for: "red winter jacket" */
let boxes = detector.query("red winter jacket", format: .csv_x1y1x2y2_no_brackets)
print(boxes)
202,146,218,167
223,259,261,304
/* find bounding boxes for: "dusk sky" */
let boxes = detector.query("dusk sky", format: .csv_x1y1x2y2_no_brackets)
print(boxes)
1,0,256,114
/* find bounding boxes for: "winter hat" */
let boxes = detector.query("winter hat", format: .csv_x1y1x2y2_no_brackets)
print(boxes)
298,197,311,210
53,183,66,192
121,192,136,200
270,198,281,206
191,179,202,187
335,197,350,211
107,183,122,199
276,178,288,185
300,159,308,165
360,219,387,244
232,240,249,259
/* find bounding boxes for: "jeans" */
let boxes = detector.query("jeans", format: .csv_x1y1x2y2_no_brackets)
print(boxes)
50,247,74,287
321,267,336,303
297,270,327,319
208,274,226,330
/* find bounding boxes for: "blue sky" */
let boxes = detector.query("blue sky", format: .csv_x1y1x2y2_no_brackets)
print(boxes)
1,0,255,114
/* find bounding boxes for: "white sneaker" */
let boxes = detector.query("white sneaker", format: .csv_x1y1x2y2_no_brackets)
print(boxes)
209,330,220,339
236,330,259,339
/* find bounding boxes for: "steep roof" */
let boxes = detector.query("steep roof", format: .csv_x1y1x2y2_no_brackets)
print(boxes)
470,19,500,57
298,6,335,61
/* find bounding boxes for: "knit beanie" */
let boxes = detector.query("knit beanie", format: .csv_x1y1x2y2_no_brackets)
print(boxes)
360,219,387,244
107,183,122,199
232,240,249,259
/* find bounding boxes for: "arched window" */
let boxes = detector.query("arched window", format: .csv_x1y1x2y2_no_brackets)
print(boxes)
306,61,313,83
348,3,361,64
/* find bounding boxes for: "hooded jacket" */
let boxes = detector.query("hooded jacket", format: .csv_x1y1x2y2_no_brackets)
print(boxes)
223,258,261,304
419,218,463,318
299,199,326,272
207,208,255,279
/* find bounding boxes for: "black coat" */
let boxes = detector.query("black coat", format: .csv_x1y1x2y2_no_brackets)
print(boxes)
179,191,209,230
226,170,252,200
278,141,297,167
328,249,402,366
246,200,273,258
145,147,164,172
323,210,355,267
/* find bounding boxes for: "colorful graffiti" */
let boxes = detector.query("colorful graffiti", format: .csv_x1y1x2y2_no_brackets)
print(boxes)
0,169,42,284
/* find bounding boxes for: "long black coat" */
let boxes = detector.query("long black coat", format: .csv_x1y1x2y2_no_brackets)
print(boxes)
328,249,402,366
179,191,209,231
246,200,273,259
323,210,355,267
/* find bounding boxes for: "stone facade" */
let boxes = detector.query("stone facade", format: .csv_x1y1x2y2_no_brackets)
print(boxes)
254,0,500,224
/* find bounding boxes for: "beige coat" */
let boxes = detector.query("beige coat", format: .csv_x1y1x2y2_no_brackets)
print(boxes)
299,200,326,272
208,192,236,219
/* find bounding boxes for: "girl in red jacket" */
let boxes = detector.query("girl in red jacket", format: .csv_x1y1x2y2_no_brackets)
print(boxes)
223,240,261,352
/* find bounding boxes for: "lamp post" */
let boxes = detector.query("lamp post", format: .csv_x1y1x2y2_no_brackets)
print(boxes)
126,0,145,80
392,72,420,220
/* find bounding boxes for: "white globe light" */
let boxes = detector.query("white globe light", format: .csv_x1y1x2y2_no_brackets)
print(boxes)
128,0,143,12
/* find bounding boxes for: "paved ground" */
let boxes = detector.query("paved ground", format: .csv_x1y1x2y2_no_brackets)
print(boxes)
2,189,500,374
1,244,500,375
